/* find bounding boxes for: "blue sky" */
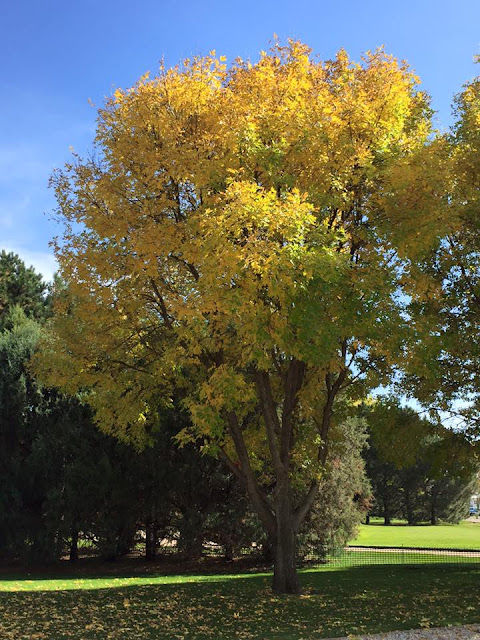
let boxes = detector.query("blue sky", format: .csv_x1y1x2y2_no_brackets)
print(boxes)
2,0,480,281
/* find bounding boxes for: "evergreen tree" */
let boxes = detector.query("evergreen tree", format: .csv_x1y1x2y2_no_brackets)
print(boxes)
0,251,51,329
298,418,371,555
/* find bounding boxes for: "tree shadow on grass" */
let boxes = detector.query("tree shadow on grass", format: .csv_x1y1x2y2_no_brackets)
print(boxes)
0,554,271,581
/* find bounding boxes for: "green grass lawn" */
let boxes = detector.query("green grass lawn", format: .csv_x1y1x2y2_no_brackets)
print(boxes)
1,563,479,639
350,519,480,549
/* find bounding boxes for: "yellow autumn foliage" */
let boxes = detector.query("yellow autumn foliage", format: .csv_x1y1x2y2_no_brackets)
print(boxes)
35,40,438,469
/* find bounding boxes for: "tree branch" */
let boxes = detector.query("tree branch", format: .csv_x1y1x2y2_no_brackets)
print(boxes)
169,254,200,282
225,411,276,535
218,447,246,485
293,481,319,531
148,278,174,328
255,371,283,475
280,359,306,464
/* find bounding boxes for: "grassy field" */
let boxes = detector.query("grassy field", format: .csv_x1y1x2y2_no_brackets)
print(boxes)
350,519,480,549
1,562,479,639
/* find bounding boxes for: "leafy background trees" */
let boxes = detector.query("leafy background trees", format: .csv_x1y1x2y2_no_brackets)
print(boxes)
364,400,477,526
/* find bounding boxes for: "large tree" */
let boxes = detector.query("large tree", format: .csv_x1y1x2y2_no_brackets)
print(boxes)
37,41,438,593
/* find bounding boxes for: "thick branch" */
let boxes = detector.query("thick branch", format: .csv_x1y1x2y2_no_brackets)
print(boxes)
281,360,306,463
293,362,348,531
148,278,173,328
218,447,246,486
447,235,480,308
225,411,276,535
101,357,151,376
319,366,348,464
255,371,283,475
293,481,319,531
169,254,200,282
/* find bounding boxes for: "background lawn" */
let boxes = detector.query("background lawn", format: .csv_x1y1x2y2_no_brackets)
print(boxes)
350,519,480,549
0,563,479,639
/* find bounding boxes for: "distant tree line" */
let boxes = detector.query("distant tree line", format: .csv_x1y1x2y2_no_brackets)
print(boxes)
364,401,477,526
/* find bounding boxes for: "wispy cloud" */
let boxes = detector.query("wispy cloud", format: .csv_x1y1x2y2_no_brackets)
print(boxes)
0,116,94,252
0,146,53,186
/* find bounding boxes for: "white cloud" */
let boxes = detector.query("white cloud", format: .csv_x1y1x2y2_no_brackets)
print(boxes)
2,246,58,283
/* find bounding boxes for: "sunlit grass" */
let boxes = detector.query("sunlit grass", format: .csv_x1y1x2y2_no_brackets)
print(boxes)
350,519,480,549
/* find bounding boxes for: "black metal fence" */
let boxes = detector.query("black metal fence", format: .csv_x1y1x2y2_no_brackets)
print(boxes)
73,537,480,567
304,545,480,567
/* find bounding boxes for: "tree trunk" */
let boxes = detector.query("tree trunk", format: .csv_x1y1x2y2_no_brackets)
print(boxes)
179,532,204,561
405,493,414,525
145,521,157,561
365,513,370,525
272,496,300,594
69,528,79,563
383,507,391,525
224,540,234,562
430,495,437,526
383,499,391,525
224,358,326,596
262,537,274,563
